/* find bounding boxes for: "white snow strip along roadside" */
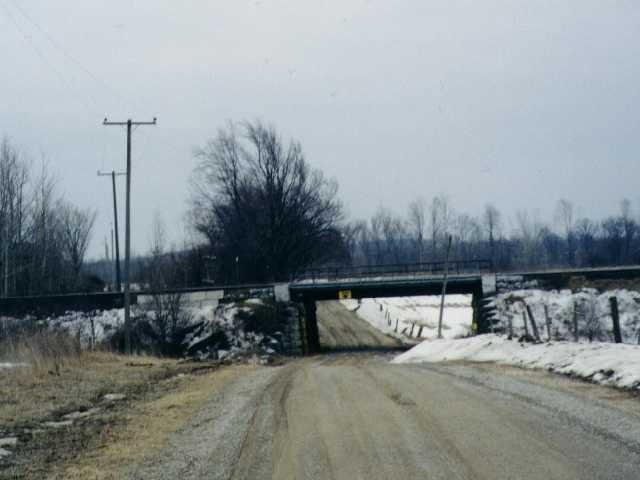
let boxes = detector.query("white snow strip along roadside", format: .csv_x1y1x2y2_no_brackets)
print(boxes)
392,334,640,391
0,362,28,369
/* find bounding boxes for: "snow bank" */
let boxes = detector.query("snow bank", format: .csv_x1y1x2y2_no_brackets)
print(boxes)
3,299,281,360
341,295,472,340
492,289,640,344
45,309,124,346
393,334,640,391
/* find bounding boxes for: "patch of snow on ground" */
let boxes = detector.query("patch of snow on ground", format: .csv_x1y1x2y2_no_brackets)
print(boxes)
393,334,640,391
341,295,472,340
46,309,124,346
0,362,28,369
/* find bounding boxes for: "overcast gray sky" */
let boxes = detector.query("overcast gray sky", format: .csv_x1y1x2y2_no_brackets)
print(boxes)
1,0,639,259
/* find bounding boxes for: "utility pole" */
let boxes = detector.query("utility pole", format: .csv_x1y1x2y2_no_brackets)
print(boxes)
110,227,115,288
98,170,126,292
103,118,156,354
3,218,8,298
437,235,453,339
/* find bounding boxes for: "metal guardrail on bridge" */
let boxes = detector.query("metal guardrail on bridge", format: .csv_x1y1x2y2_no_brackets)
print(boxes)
292,259,493,283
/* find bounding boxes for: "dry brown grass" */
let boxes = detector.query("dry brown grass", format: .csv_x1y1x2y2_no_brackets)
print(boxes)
0,328,251,479
0,348,176,429
0,345,197,480
1,328,83,377
60,365,252,480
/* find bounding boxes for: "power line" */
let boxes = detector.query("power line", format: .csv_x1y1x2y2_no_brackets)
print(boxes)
3,1,191,165
4,0,142,113
0,0,97,112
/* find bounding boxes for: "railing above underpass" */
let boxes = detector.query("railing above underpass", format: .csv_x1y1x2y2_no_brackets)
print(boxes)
292,259,493,284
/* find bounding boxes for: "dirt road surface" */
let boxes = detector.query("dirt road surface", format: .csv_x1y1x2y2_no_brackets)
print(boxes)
316,300,404,349
81,302,640,479
116,352,640,480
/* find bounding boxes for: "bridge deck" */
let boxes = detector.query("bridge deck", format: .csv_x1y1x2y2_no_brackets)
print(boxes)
289,274,484,301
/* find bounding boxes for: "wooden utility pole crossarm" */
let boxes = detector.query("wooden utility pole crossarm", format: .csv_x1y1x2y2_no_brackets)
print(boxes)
102,117,157,354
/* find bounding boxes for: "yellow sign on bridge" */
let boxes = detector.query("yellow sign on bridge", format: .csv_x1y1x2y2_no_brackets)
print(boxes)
338,290,352,300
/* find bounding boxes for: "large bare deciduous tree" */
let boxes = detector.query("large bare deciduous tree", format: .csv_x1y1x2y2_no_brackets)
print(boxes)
189,121,344,282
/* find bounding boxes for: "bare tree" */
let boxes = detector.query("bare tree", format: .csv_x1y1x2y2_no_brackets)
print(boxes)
0,139,29,296
620,198,636,263
429,194,452,260
514,210,545,268
59,202,97,282
149,210,167,258
482,204,501,266
555,198,576,266
340,222,361,266
380,209,405,264
370,208,386,264
407,198,426,263
575,218,598,266
354,220,373,265
453,213,480,261
189,120,344,282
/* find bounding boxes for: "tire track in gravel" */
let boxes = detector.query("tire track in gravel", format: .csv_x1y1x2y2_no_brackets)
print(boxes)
120,352,640,480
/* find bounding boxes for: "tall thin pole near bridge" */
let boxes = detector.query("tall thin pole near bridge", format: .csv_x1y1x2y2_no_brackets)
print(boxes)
437,235,453,339
103,117,156,354
98,170,126,292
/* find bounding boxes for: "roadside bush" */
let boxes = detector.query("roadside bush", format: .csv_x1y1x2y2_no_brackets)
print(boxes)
108,293,194,356
236,301,283,337
1,320,82,376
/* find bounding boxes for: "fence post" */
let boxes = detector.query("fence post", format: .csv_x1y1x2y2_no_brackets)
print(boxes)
522,310,529,337
543,304,552,341
573,300,579,342
609,296,622,344
525,304,540,341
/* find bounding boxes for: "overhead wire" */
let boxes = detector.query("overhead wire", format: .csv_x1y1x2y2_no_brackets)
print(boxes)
5,0,144,115
0,0,97,113
2,0,197,191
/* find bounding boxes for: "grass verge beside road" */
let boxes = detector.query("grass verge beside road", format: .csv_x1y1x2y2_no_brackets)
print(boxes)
0,350,243,479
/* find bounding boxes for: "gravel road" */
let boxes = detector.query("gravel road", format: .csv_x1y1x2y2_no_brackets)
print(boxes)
122,302,640,479
316,300,403,349
124,352,640,480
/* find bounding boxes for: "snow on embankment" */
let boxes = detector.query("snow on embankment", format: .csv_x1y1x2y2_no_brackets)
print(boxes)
341,295,472,340
2,300,281,360
393,334,640,391
491,289,640,343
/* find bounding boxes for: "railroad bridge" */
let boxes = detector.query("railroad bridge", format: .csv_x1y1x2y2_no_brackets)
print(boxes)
285,263,640,351
3,262,640,354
